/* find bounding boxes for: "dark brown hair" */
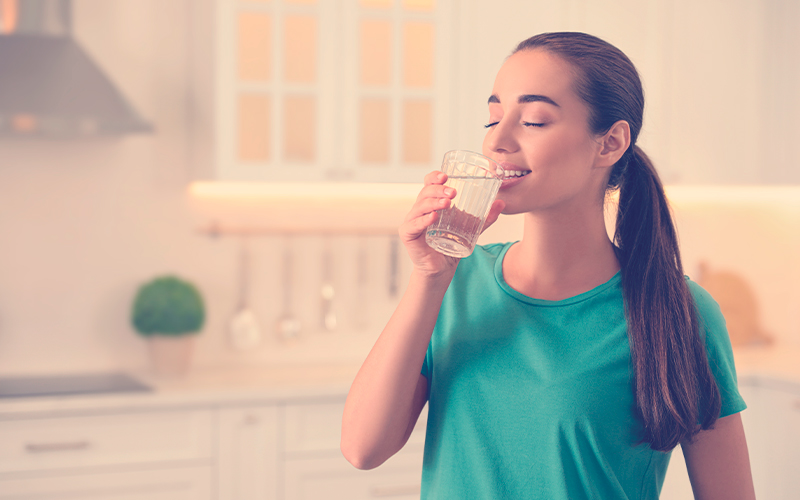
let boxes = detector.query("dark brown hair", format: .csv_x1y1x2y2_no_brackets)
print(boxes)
514,32,721,451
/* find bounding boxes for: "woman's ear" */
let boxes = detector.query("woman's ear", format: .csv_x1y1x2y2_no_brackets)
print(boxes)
596,120,631,168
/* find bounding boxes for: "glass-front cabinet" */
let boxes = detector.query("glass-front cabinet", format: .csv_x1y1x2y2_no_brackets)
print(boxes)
196,0,454,183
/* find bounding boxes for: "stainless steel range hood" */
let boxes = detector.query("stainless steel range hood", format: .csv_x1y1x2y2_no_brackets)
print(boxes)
0,0,153,138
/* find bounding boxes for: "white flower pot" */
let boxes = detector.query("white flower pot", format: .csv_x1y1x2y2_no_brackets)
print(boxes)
148,336,195,377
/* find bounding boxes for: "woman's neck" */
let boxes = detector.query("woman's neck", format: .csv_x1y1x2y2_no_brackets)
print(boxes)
502,207,619,301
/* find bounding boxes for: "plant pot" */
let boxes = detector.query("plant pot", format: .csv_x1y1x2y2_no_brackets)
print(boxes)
148,335,195,378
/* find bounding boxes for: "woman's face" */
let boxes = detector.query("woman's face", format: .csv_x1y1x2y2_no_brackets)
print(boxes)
482,49,609,215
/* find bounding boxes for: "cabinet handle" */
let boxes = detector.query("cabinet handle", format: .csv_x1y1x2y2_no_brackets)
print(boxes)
369,485,420,498
25,441,91,453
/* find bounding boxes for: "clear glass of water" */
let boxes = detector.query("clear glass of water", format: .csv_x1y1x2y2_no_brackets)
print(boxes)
425,150,504,258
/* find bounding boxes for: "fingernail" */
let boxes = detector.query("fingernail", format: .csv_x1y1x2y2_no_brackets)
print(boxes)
440,198,448,206
444,188,454,196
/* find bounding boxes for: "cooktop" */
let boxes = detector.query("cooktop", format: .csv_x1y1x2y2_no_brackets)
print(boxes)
0,372,152,399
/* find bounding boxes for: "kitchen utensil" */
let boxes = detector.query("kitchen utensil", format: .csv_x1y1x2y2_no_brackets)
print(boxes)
321,237,337,331
276,236,301,341
354,236,369,329
388,235,399,298
229,238,262,350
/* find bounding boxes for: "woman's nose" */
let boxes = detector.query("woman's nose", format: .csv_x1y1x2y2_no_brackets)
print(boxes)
484,118,518,154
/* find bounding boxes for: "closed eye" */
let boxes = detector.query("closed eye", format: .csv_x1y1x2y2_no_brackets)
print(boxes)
484,121,499,129
523,122,545,127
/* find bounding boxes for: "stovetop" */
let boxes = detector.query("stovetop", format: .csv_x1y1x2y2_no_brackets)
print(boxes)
0,372,152,399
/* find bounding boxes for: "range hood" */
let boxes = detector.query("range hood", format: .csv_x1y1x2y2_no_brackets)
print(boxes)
0,0,152,138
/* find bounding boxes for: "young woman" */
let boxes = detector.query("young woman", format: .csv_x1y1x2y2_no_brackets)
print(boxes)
341,32,755,500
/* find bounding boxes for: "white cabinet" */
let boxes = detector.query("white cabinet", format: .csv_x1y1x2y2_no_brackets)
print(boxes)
0,409,214,500
217,405,280,500
281,398,427,500
0,467,213,500
742,379,800,500
0,409,213,474
658,377,800,500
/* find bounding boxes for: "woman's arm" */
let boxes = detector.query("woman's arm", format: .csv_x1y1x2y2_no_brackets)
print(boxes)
340,270,449,470
681,412,756,500
340,170,504,470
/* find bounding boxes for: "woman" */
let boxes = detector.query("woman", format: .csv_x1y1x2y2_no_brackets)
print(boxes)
341,32,755,500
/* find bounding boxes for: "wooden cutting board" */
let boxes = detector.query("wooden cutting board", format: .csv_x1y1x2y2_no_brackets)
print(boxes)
697,262,772,347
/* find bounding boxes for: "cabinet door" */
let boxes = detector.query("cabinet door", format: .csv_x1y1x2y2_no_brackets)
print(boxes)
284,450,424,500
0,466,212,500
0,409,213,474
754,383,800,499
217,405,280,500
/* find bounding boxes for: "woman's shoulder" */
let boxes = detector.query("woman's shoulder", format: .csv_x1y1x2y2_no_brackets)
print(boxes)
685,277,723,313
684,277,728,338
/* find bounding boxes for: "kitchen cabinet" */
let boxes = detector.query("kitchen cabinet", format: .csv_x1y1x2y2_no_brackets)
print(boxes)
281,399,427,500
0,467,213,500
0,386,427,500
189,0,800,185
217,405,280,500
742,378,800,499
0,409,214,500
190,0,456,184
659,377,800,500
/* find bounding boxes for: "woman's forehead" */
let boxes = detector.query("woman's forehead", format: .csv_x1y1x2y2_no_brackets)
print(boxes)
491,49,577,103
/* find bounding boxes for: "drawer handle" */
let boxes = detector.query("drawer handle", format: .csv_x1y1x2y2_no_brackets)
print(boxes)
25,441,91,453
370,485,421,498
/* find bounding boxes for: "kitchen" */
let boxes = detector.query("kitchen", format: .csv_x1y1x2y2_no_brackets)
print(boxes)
0,0,799,498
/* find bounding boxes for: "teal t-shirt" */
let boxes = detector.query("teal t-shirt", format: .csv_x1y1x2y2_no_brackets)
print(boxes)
420,242,746,500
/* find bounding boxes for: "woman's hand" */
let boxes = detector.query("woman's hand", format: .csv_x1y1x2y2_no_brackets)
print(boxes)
399,171,505,278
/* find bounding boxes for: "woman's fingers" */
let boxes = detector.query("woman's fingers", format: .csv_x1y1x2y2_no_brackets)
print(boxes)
423,170,447,185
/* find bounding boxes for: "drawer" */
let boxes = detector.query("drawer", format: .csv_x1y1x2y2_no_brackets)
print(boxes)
284,449,423,500
0,409,213,474
283,400,427,455
0,465,213,500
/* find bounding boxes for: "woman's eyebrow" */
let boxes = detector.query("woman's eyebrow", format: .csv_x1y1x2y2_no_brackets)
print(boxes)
487,94,560,107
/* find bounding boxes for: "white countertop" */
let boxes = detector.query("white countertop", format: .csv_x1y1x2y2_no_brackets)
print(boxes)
0,363,362,419
1,344,798,419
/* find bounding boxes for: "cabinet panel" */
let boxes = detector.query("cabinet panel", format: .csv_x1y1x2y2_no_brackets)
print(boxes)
217,405,280,500
0,410,213,474
284,450,423,500
0,466,212,500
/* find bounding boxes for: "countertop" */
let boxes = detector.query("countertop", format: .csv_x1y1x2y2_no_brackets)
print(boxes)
1,345,798,420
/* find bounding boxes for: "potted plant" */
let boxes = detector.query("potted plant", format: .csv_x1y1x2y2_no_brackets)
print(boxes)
132,275,206,377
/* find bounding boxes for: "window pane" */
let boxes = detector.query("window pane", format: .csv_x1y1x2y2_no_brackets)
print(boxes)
360,99,391,163
284,16,317,83
360,20,392,86
360,0,392,8
402,99,431,164
238,93,271,162
403,22,433,88
284,95,316,161
403,0,435,10
238,13,271,82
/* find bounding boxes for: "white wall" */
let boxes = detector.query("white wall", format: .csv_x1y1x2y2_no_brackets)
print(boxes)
0,0,798,376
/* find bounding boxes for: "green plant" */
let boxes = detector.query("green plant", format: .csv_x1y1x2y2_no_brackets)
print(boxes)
132,275,206,337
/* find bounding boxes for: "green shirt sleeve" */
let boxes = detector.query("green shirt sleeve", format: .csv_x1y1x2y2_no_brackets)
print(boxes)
687,279,748,418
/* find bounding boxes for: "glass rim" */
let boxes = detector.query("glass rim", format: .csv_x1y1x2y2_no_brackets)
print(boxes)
442,150,503,180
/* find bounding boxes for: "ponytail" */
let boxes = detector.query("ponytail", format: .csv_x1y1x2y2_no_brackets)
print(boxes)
614,146,721,450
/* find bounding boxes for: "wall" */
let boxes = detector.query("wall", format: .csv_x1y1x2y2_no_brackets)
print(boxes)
0,0,798,377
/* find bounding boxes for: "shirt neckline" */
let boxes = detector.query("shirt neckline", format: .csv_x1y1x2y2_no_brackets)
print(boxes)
492,241,622,307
